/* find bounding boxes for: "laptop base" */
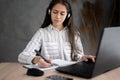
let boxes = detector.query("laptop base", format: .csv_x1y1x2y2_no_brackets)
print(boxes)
56,61,95,78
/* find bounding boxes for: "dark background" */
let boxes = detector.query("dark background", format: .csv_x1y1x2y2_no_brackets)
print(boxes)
0,0,120,62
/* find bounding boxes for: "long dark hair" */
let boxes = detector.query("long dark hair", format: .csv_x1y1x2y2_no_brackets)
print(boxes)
41,0,79,61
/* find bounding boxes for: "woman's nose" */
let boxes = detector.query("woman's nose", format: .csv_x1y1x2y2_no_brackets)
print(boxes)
56,13,61,18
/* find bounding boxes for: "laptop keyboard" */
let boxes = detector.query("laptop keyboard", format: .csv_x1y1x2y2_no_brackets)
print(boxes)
56,61,95,78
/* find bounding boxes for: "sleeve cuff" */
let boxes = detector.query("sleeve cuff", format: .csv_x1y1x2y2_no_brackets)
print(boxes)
77,53,84,62
27,55,36,64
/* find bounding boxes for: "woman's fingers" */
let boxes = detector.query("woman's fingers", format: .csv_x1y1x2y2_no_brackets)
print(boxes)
82,55,96,62
90,55,96,62
47,58,52,64
37,58,51,68
82,55,88,62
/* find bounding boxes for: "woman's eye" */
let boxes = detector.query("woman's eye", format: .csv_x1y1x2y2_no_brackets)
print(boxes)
53,11,58,14
61,13,65,16
52,10,66,16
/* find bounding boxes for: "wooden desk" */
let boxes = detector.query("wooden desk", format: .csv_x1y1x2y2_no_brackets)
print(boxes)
0,62,120,80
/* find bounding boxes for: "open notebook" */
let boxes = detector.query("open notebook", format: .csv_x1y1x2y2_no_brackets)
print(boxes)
23,59,76,71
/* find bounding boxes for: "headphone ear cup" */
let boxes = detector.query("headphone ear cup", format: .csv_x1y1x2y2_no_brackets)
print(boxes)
48,9,51,14
68,13,70,18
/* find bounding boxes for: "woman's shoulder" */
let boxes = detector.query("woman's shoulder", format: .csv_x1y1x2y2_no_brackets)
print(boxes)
74,31,81,40
75,31,80,36
35,26,50,36
38,26,49,32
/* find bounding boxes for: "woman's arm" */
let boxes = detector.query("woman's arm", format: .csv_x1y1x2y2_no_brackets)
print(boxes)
18,29,42,64
75,35,95,62
75,35,84,61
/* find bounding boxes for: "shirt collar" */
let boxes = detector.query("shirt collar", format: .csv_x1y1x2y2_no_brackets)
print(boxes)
48,24,68,31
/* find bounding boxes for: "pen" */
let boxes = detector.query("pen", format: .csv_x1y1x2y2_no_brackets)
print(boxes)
34,50,50,63
34,50,59,66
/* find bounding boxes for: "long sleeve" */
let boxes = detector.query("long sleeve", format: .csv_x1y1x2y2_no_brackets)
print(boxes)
18,29,42,64
75,35,84,61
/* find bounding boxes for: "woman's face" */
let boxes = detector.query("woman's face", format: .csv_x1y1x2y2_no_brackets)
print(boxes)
51,3,68,27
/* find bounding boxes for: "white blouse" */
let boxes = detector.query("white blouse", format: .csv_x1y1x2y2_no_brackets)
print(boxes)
18,24,84,64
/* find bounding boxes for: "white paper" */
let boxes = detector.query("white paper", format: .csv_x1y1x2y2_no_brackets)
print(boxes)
23,59,76,71
51,59,76,66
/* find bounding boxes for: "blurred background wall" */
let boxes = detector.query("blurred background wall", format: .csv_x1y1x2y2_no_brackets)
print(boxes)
0,0,119,62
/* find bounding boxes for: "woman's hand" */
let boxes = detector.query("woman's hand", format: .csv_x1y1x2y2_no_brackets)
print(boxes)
32,56,52,68
82,55,96,62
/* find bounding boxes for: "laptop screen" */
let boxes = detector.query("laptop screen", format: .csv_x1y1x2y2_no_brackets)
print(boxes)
93,27,120,77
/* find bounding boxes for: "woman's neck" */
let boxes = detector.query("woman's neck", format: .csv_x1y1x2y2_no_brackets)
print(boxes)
53,24,64,31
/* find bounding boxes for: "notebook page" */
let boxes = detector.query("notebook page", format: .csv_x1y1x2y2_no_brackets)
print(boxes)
51,59,77,66
23,59,77,71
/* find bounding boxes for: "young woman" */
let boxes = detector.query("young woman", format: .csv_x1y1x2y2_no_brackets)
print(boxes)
18,0,95,68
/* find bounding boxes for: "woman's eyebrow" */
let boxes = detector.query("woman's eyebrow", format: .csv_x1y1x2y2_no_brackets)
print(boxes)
52,9,58,12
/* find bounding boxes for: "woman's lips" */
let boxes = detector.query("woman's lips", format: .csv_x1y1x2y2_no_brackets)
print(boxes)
54,19,60,22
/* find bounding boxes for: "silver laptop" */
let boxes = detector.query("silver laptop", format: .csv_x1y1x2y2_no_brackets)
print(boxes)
56,27,120,78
